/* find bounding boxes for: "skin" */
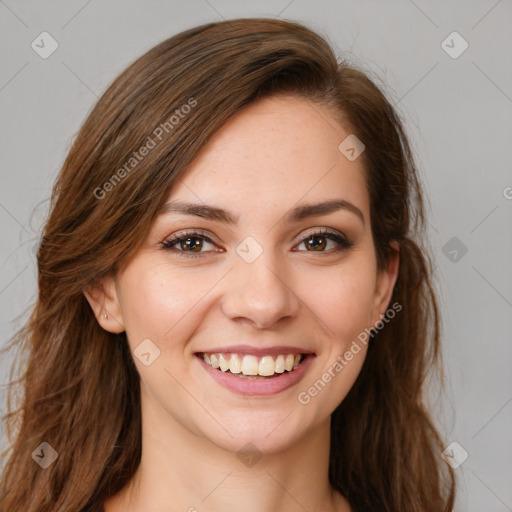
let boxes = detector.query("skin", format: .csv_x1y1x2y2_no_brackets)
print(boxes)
85,95,399,512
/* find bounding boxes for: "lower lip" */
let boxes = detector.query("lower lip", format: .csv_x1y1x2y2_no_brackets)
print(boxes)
197,354,315,397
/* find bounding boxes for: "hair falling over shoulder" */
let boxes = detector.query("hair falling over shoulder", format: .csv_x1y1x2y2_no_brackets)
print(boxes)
0,18,455,512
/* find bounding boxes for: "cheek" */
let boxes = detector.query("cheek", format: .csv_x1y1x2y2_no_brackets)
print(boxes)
118,260,221,352
294,263,374,418
299,259,377,346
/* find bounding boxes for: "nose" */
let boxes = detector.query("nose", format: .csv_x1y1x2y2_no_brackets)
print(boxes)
221,250,300,329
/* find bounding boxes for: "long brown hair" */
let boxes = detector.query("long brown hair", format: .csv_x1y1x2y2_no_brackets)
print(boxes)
1,18,455,511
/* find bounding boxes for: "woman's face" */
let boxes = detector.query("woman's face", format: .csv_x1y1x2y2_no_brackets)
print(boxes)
90,95,398,454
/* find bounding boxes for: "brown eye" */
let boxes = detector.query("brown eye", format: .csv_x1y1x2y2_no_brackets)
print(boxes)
304,235,328,251
176,237,204,252
295,230,353,253
162,231,218,257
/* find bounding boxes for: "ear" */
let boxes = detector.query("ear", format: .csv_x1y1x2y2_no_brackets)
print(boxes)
370,241,400,326
83,274,125,333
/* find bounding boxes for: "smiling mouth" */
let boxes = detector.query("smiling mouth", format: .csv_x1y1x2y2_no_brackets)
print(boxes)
198,352,307,379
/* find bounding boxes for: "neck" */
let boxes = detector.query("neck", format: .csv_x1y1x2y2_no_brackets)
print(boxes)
104,386,350,512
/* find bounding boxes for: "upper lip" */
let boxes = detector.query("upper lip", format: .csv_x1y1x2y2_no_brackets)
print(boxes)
196,344,315,357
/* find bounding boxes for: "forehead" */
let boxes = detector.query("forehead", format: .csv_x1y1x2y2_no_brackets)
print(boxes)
168,95,369,220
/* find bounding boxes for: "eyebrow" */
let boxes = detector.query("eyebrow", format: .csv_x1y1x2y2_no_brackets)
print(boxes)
158,199,365,225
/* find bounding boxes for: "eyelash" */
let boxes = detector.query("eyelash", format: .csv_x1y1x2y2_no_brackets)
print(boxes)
161,229,354,258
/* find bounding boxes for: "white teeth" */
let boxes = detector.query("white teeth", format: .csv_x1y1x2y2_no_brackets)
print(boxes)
218,354,229,372
259,356,275,376
241,355,259,376
274,355,285,373
210,354,220,369
229,354,241,374
202,352,306,377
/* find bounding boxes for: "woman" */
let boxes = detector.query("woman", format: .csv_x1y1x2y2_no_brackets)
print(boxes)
0,18,455,512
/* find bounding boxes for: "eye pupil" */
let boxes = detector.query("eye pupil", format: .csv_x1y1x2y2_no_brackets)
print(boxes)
306,235,326,251
182,237,202,251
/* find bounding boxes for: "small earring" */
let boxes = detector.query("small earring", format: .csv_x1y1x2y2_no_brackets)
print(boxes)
101,312,109,320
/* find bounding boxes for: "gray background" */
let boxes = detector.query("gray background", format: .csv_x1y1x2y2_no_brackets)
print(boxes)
1,1,511,510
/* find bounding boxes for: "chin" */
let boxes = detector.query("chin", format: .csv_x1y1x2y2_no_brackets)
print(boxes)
204,411,314,456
